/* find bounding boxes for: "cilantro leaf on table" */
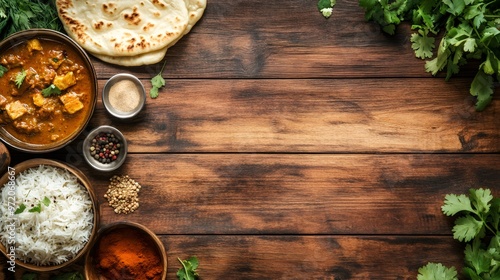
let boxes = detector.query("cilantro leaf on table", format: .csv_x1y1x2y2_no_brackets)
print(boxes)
358,0,500,110
150,74,165,99
411,29,435,58
318,0,336,18
150,59,167,99
417,262,458,280
177,256,199,280
470,70,494,111
464,237,491,276
452,215,484,242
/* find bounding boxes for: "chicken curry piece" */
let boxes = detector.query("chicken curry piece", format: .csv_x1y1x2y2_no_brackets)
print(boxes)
0,38,93,144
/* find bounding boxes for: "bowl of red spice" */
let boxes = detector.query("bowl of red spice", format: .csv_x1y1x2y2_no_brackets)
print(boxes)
83,125,128,172
84,221,167,280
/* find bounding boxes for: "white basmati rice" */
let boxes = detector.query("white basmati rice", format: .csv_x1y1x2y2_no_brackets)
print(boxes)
0,164,94,265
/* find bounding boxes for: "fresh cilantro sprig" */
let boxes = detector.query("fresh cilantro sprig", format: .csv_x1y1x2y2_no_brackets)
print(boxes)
177,256,199,280
150,59,167,99
418,263,458,280
42,84,61,97
15,68,26,88
318,0,337,19
0,65,7,77
417,188,500,280
359,0,500,111
14,196,51,214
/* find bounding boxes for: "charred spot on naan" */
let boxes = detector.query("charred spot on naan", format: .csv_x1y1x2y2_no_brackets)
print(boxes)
123,7,141,26
102,3,117,15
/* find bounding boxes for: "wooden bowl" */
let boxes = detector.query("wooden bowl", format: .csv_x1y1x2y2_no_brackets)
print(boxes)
85,221,167,280
0,141,10,174
0,159,100,272
0,29,97,153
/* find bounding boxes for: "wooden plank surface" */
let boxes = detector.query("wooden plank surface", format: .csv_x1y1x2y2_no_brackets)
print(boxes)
76,78,499,153
2,0,500,279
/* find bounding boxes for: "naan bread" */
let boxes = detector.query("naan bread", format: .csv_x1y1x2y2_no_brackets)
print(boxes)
89,0,206,66
56,0,189,57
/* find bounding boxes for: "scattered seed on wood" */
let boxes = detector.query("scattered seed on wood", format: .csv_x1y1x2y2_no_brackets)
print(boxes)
104,175,141,214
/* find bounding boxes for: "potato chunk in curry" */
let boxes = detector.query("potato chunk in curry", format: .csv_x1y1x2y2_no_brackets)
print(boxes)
27,39,43,53
53,71,76,90
59,92,83,114
5,100,27,120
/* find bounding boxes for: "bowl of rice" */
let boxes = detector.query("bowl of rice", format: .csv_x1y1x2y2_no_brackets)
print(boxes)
0,159,99,272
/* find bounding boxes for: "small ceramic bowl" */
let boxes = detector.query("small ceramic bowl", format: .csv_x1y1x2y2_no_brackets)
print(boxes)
0,158,100,272
102,73,146,119
83,125,128,172
85,221,167,280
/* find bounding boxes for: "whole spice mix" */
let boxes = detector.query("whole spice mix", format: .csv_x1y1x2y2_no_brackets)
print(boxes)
104,175,141,214
96,227,163,280
89,132,122,164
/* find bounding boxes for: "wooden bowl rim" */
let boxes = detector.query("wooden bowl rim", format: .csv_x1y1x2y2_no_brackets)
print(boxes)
84,221,168,280
0,158,100,272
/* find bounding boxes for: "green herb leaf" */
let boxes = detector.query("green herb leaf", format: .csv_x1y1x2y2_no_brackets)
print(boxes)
417,262,458,280
14,203,26,214
15,68,26,88
42,196,50,207
50,271,84,280
470,70,493,111
150,74,165,99
464,237,491,276
452,214,483,242
177,256,199,280
411,30,435,59
0,65,7,77
150,59,167,99
358,0,499,110
442,193,474,216
29,202,42,213
42,84,61,97
318,0,336,18
21,272,38,280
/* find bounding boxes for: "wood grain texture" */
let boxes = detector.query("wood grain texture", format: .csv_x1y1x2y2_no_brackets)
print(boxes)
25,153,496,236
1,236,463,279
76,78,500,153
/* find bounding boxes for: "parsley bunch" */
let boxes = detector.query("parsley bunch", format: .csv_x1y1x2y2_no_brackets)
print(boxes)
359,0,500,111
418,188,500,280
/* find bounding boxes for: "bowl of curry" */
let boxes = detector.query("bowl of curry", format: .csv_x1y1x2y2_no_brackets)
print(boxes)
0,29,97,153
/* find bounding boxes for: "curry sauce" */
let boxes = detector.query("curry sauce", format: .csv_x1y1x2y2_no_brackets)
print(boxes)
0,38,92,144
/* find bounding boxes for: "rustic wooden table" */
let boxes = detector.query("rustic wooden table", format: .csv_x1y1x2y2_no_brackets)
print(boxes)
3,0,500,279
